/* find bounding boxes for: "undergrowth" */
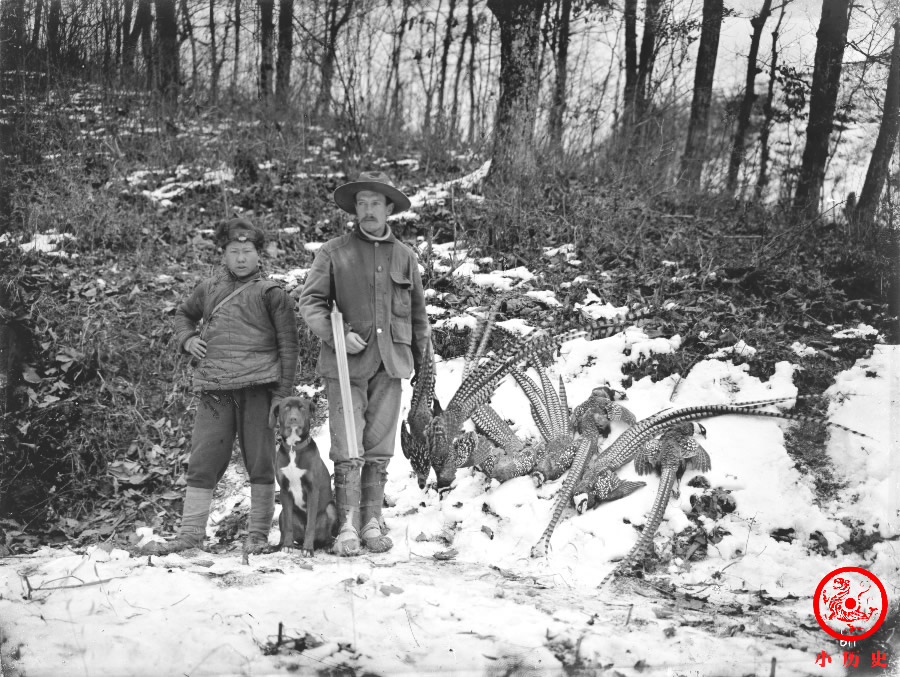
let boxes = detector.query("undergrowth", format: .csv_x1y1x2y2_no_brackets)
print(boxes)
0,87,894,553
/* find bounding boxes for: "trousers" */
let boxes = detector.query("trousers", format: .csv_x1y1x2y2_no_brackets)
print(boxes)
325,365,401,464
185,386,276,489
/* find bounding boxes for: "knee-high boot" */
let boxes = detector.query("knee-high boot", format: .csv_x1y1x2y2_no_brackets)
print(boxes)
361,460,393,553
332,461,362,557
244,483,275,554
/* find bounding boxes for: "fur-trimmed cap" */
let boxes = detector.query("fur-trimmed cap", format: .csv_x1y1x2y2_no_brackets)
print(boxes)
333,171,411,215
215,218,265,250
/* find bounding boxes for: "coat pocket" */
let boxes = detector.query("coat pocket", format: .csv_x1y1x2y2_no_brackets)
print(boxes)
390,271,412,318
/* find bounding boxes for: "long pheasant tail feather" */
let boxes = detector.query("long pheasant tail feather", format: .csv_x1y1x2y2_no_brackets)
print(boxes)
534,362,567,436
511,366,552,440
462,316,488,379
558,375,570,432
600,465,678,588
531,437,593,558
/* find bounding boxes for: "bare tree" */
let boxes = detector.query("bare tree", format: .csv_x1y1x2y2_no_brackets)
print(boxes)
259,0,275,99
853,20,900,227
315,0,356,118
47,0,61,70
435,0,459,133
276,0,293,101
156,0,179,106
123,0,152,81
209,0,219,103
232,0,242,96
680,0,724,188
384,0,411,126
726,0,773,191
622,0,638,126
793,0,851,218
635,0,662,125
180,0,199,94
548,0,572,151
30,0,43,54
485,0,544,186
450,0,476,138
755,0,786,198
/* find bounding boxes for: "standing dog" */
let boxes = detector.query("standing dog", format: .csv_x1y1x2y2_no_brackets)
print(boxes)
276,395,338,556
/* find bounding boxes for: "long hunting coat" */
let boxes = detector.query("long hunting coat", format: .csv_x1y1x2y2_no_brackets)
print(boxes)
298,228,430,382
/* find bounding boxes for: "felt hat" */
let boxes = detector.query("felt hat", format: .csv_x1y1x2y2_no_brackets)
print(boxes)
215,218,265,250
333,171,411,215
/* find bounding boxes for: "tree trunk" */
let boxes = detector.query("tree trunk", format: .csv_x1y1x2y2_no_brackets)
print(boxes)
0,0,26,73
435,0,458,134
793,0,851,219
259,0,274,99
141,0,154,90
209,0,218,103
485,0,544,186
180,0,198,94
466,4,479,145
635,0,661,124
232,0,241,96
47,0,61,69
124,0,152,83
548,0,571,151
30,0,43,54
680,0,723,188
622,0,638,126
853,21,900,228
726,0,772,191
450,0,474,139
275,0,293,101
755,0,785,199
315,0,355,118
387,0,411,126
156,0,179,106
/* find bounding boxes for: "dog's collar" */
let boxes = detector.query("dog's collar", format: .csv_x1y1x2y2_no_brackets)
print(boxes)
285,435,314,452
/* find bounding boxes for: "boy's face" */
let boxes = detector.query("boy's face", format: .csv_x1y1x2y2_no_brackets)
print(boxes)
223,241,260,277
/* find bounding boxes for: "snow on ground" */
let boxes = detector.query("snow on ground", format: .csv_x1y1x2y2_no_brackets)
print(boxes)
1,326,895,676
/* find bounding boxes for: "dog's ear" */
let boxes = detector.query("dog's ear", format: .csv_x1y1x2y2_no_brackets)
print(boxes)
269,398,282,430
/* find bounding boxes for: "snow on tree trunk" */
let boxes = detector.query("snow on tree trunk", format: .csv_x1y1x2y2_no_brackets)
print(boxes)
680,0,723,189
853,21,900,228
793,0,851,219
485,0,544,187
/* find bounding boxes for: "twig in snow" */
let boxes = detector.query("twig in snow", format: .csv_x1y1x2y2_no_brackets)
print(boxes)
405,608,420,647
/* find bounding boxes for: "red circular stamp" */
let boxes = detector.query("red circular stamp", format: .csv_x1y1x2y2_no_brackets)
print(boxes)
814,566,888,641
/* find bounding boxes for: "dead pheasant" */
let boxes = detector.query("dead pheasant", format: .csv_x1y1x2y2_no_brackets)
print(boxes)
530,396,868,557
427,308,651,494
531,384,636,486
400,339,438,489
597,422,710,589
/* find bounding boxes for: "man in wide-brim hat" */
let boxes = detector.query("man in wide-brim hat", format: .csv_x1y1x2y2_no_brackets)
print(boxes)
298,171,430,556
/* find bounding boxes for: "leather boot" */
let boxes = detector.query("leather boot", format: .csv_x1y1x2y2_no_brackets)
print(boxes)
360,460,393,553
142,486,212,555
332,462,362,557
244,483,275,554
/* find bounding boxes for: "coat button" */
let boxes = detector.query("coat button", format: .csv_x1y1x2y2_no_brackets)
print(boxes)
376,328,383,334
374,242,379,247
377,265,383,272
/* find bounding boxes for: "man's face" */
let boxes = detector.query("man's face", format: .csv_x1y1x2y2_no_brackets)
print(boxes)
355,190,393,236
223,241,260,277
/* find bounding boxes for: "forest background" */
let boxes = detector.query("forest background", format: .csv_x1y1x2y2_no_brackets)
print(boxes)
0,0,897,558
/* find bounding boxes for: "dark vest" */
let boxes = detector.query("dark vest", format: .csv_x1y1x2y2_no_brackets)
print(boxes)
193,278,281,391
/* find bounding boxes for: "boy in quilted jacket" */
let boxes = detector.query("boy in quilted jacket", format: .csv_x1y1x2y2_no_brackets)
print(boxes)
142,218,299,555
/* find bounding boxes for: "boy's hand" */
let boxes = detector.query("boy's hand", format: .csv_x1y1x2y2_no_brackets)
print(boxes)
185,336,207,359
345,331,367,354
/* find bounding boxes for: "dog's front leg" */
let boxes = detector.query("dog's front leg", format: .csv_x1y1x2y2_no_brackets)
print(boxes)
301,486,319,557
278,487,295,552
